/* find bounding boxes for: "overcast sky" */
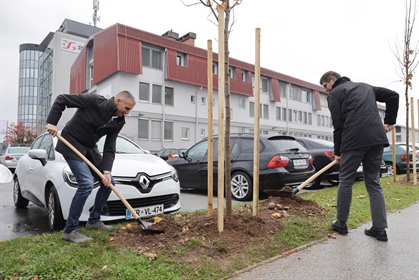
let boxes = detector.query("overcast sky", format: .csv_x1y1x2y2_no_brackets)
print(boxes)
0,0,416,126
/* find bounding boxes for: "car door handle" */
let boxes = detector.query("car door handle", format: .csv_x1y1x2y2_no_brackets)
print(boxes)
29,167,33,172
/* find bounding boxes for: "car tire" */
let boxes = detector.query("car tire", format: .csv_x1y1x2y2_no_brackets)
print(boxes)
13,178,29,208
231,171,253,201
304,177,324,190
47,186,65,231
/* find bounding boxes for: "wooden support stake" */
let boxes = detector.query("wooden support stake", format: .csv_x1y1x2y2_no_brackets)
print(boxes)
412,97,417,185
207,40,214,216
253,28,261,216
217,5,225,232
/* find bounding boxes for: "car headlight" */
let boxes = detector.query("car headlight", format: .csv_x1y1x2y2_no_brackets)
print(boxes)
170,165,179,182
63,170,100,188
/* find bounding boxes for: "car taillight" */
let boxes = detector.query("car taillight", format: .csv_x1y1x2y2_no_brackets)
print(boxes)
324,151,335,158
400,154,407,162
5,156,13,160
309,155,313,165
267,155,289,168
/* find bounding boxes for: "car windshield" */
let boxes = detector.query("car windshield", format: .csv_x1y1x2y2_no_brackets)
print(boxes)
8,147,29,154
96,136,146,154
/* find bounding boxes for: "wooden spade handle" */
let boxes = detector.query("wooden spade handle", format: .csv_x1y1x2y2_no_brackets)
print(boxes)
296,160,338,191
56,134,140,220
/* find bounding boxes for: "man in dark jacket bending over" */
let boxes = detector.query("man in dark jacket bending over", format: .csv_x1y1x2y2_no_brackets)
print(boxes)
46,90,136,243
320,71,399,242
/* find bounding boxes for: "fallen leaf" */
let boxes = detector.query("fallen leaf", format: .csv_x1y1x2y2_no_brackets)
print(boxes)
109,237,114,242
356,195,367,199
101,265,107,270
153,216,163,224
143,252,157,260
126,223,132,229
271,212,281,219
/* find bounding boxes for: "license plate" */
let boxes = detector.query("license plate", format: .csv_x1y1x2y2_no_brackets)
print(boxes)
293,159,307,168
125,204,164,220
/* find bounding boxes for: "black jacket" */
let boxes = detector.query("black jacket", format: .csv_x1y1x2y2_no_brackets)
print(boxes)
46,93,125,172
327,77,399,156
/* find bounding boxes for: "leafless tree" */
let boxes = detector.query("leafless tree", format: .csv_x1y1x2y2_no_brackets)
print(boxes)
391,0,419,181
183,0,242,216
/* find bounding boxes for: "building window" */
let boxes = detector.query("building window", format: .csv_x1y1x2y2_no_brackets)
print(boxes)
165,87,174,106
288,109,292,122
164,122,173,141
152,84,162,104
261,77,269,93
282,108,287,121
151,120,161,140
249,102,254,117
308,113,312,125
191,95,195,104
317,115,321,126
176,52,187,66
242,70,248,82
304,112,308,124
142,46,162,69
139,82,150,102
138,119,149,140
212,62,218,75
263,104,269,119
88,59,93,89
229,66,236,79
181,127,190,140
293,110,297,123
239,98,245,109
201,97,206,105
200,129,205,137
276,107,281,120
298,111,303,123
291,86,302,101
279,81,287,98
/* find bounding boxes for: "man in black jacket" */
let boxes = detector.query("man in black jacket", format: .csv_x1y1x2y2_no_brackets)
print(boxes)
320,71,399,242
46,90,136,243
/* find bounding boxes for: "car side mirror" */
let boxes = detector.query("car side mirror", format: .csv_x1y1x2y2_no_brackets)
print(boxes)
28,149,48,166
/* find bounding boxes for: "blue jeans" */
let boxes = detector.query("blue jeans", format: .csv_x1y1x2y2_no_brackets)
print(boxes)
64,157,114,232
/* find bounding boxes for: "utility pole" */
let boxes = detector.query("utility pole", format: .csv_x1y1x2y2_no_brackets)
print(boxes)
92,0,100,27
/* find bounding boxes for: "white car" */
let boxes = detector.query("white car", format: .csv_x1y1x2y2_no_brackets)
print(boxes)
13,133,181,230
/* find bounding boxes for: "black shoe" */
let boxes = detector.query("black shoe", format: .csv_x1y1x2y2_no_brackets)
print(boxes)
364,227,388,242
331,220,348,235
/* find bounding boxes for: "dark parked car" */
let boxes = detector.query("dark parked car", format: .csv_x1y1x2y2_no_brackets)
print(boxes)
167,134,316,201
155,148,188,160
296,137,388,188
295,137,342,189
382,143,419,175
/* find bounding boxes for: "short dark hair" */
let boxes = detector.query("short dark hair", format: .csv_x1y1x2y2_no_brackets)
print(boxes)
319,71,341,85
116,90,136,103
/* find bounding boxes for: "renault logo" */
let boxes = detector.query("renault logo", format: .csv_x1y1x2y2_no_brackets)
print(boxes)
139,175,150,189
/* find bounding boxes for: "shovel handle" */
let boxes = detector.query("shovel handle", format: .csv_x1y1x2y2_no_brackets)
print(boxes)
56,134,142,221
293,160,338,194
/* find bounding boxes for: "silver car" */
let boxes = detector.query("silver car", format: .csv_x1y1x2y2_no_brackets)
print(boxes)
14,133,181,230
0,146,30,172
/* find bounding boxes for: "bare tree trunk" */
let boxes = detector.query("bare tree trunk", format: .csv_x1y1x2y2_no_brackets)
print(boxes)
224,4,232,217
405,82,410,181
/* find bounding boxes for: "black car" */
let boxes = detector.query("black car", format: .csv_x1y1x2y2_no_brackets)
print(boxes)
295,137,342,189
295,137,387,189
155,147,188,160
167,134,316,201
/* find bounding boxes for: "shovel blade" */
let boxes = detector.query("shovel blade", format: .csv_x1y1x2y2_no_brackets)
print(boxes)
136,218,164,233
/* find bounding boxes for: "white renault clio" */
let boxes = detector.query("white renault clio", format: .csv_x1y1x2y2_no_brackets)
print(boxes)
14,133,181,230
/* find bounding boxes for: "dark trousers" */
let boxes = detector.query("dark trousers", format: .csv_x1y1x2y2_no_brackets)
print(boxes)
337,145,387,229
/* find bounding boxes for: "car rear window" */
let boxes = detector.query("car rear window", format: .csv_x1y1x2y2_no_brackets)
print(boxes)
268,139,307,152
8,147,29,154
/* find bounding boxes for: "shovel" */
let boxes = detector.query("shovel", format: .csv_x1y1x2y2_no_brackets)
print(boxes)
56,134,162,233
267,160,338,198
293,160,338,195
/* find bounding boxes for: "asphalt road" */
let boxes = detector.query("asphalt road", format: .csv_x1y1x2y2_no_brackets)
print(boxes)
0,180,241,241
